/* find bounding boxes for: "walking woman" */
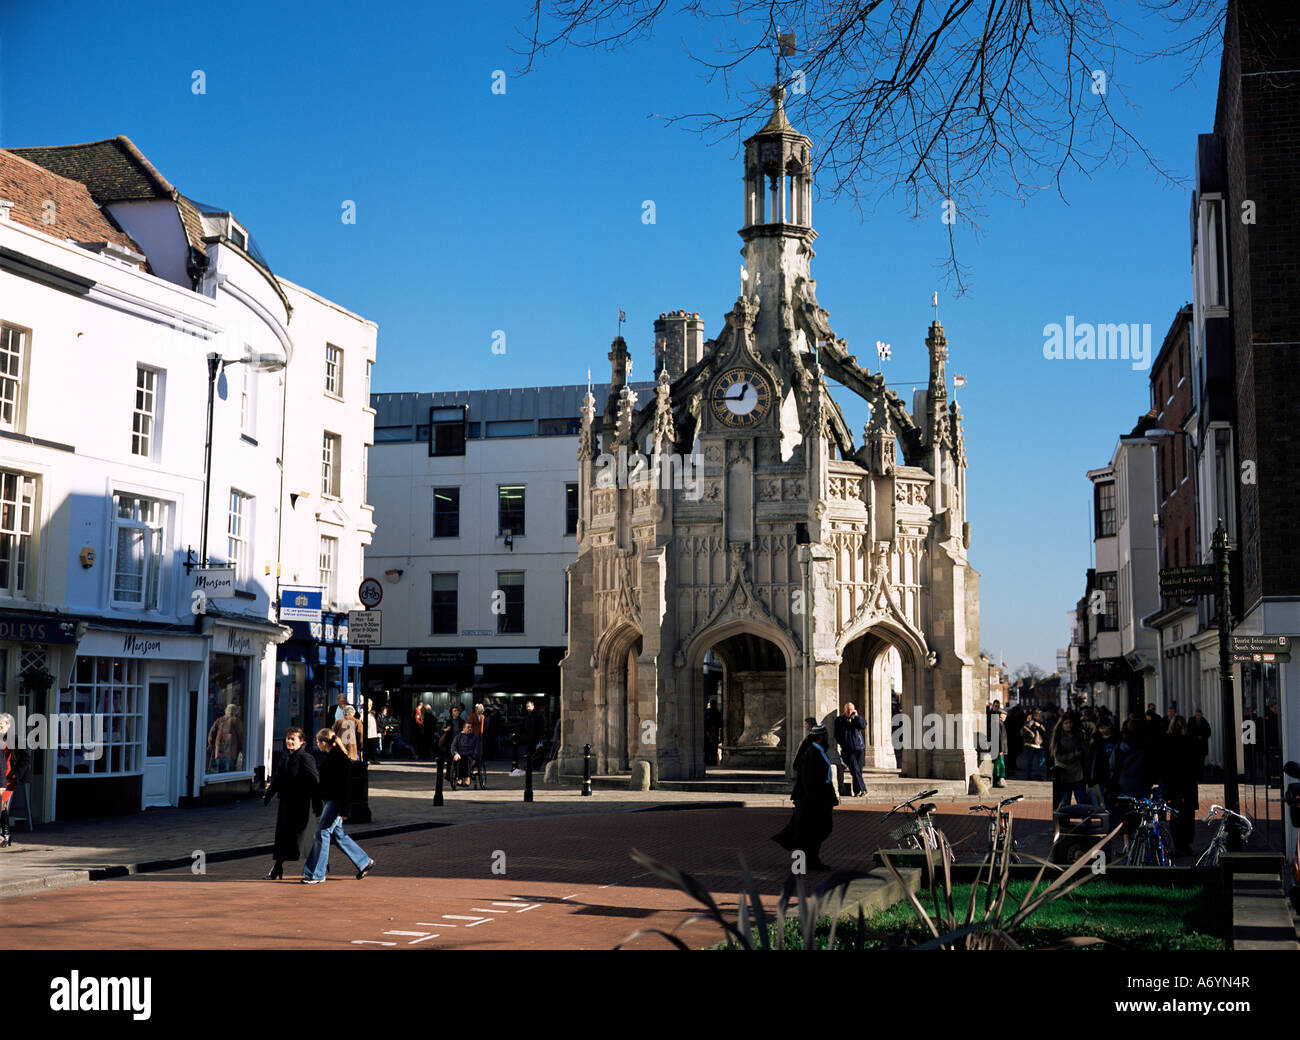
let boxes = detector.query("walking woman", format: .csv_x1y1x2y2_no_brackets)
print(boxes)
302,729,375,884
263,727,319,880
772,725,838,871
0,713,31,848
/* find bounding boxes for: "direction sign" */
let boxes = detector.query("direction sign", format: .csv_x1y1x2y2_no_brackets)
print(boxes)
1159,564,1217,597
358,578,383,609
280,585,323,622
348,610,381,646
1230,634,1293,664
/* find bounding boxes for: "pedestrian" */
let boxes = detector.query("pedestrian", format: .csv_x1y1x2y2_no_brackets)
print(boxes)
704,699,723,767
545,715,562,765
792,716,818,776
1164,716,1200,857
834,702,867,797
333,692,348,723
772,726,837,871
1022,709,1047,781
1188,708,1211,779
0,712,31,849
451,724,482,787
1086,717,1119,823
302,729,374,884
516,699,546,774
263,726,319,880
991,709,1009,788
364,702,380,761
1005,703,1025,778
333,712,360,761
1049,714,1089,807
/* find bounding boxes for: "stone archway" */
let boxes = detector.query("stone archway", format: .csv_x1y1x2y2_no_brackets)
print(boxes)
839,622,929,777
594,624,642,774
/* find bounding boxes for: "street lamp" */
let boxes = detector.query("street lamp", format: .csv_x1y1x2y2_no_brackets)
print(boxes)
201,349,286,567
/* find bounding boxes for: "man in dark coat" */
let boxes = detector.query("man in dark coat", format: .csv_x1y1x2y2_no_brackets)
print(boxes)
518,699,547,769
263,727,319,879
834,703,867,797
773,726,837,871
1188,709,1211,779
704,700,723,767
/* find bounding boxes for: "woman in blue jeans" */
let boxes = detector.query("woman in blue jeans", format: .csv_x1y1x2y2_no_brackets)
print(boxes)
302,729,375,884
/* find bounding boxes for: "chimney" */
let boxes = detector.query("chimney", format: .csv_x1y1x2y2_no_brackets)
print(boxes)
653,310,706,380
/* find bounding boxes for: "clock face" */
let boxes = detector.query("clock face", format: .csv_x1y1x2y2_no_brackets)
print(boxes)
710,367,773,429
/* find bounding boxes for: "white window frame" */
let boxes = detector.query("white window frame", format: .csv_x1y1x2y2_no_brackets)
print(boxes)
319,534,338,605
0,322,29,433
325,344,343,399
111,493,167,611
239,360,257,438
0,469,36,599
228,489,252,586
132,366,160,459
61,657,145,777
322,432,341,497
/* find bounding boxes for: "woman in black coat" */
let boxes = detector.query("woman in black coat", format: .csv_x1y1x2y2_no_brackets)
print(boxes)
772,726,838,870
263,727,319,880
1163,717,1201,857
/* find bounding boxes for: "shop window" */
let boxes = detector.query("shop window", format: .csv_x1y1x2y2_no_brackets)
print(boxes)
206,654,248,776
61,657,143,776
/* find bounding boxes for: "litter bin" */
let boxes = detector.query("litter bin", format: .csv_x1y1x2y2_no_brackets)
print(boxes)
1051,805,1109,864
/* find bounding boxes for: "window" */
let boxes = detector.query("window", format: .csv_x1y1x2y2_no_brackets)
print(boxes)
1094,481,1116,538
61,658,144,777
1201,197,1228,310
430,406,466,456
433,487,460,537
325,344,343,397
431,573,458,635
0,323,26,430
239,361,256,437
364,360,372,405
319,535,337,604
228,490,251,585
206,654,248,776
486,420,534,438
322,432,341,497
498,485,525,536
1097,572,1119,632
374,426,414,443
132,366,157,458
565,483,579,535
1213,427,1236,543
0,470,35,598
112,494,166,610
227,219,247,251
496,571,524,634
540,417,582,436
563,572,569,634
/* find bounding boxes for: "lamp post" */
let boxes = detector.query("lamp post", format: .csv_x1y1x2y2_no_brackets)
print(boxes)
201,349,286,566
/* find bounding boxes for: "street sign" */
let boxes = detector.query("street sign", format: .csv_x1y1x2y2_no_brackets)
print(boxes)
348,610,381,646
280,585,323,622
407,648,477,667
1159,564,1217,597
191,567,237,599
1230,634,1293,664
358,578,383,609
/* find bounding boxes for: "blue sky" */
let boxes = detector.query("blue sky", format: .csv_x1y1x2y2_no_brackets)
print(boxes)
0,1,1222,671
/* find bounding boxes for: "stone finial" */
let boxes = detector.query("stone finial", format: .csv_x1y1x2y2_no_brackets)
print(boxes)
652,366,676,448
614,384,637,445
578,390,597,463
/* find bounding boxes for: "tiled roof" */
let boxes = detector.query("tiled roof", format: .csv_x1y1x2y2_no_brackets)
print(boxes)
10,136,207,259
10,136,174,203
0,150,146,262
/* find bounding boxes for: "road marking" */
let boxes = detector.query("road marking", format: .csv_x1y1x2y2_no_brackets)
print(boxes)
407,934,439,945
351,940,397,946
491,901,531,908
465,918,494,928
443,915,482,921
384,930,430,936
561,893,579,900
471,908,509,913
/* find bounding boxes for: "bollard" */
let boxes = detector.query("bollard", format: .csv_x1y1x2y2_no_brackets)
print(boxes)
433,753,444,807
582,743,592,797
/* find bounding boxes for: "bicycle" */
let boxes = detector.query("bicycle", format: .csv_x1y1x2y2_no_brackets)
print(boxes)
1193,805,1252,868
883,789,948,854
1118,794,1177,866
968,793,1023,863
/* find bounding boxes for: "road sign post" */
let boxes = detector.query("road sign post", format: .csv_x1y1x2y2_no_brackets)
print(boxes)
1213,521,1241,850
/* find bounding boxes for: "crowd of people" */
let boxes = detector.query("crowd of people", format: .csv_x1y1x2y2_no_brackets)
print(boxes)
989,699,1214,856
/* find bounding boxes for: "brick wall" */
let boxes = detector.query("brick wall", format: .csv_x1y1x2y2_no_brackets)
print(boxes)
1151,307,1196,596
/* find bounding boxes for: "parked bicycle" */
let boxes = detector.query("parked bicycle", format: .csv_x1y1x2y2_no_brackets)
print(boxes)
883,789,949,855
1118,794,1177,866
1193,805,1252,868
968,793,1023,863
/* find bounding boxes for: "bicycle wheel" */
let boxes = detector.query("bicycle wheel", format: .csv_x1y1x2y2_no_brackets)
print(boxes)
1193,839,1219,869
1125,828,1144,865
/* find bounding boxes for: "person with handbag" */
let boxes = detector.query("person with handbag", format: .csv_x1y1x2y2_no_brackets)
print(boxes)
302,729,374,884
772,725,838,871
263,726,319,880
0,712,31,849
1049,714,1090,807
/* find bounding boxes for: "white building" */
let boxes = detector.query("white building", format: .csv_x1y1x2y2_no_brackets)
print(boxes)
0,137,374,821
366,384,647,727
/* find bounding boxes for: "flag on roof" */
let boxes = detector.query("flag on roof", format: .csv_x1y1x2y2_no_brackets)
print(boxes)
931,291,938,308
954,374,967,388
618,308,626,323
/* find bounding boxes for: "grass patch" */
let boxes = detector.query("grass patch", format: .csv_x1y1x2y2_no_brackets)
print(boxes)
731,880,1225,950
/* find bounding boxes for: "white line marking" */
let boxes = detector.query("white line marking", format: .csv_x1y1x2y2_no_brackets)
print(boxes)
561,893,579,900
384,930,430,937
407,934,440,945
465,918,494,927
491,901,531,908
513,903,542,912
471,908,509,913
415,922,445,927
351,940,397,946
443,915,484,921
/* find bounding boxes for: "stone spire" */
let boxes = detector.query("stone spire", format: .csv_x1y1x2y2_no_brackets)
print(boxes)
602,335,630,442
925,320,950,448
652,366,676,449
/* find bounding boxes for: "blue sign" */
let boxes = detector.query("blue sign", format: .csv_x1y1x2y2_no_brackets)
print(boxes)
280,585,323,622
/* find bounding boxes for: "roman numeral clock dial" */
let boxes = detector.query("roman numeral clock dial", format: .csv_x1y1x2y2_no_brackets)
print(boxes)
710,367,773,429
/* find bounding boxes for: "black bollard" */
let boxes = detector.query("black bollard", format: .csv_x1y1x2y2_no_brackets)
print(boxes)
524,741,534,803
433,753,444,807
582,743,592,797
